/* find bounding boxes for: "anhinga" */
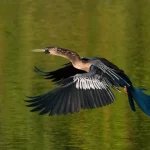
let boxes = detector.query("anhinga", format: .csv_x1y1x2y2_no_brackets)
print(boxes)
26,47,150,116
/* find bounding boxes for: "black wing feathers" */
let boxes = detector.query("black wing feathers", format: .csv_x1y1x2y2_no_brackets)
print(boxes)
26,88,115,116
99,58,132,85
34,65,86,82
100,58,124,73
26,65,116,116
34,57,89,82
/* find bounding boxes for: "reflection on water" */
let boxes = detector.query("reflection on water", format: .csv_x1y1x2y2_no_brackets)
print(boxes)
0,0,150,150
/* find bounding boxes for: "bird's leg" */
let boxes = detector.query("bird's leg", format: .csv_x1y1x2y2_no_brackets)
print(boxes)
123,86,127,94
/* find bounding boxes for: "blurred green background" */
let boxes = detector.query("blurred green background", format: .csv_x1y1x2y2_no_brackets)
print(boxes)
0,0,150,150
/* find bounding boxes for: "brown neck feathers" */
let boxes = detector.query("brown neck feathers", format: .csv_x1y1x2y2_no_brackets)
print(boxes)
56,48,81,63
55,48,91,72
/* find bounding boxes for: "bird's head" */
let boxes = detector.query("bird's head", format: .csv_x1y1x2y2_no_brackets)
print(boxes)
32,46,79,60
32,47,59,55
44,47,58,55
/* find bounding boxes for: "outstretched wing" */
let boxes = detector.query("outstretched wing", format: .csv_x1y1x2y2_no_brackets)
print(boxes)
26,66,115,116
34,57,89,83
34,64,85,82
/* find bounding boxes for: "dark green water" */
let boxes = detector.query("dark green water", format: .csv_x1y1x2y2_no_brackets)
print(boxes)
0,0,150,150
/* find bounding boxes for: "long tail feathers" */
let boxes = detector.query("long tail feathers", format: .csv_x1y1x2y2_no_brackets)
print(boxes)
129,87,150,116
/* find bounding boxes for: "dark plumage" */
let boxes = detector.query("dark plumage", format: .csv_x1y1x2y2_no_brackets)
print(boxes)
26,47,150,116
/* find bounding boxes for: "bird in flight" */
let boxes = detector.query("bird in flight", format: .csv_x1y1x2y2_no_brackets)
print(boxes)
26,47,150,116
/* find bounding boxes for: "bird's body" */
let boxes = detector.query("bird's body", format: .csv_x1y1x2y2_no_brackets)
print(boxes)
26,47,150,116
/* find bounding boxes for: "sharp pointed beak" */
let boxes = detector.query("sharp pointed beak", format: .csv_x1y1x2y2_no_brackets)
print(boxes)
31,49,45,52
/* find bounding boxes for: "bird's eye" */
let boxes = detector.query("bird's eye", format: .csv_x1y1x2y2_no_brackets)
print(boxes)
44,47,50,54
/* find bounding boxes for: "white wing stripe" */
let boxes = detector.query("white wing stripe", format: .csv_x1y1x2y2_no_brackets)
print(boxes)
94,80,100,89
73,75,107,90
80,78,83,89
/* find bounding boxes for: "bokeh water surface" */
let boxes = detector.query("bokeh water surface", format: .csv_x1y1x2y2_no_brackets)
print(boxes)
0,0,150,150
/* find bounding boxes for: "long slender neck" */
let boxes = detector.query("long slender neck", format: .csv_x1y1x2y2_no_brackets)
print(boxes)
65,52,81,63
55,48,81,62
55,48,91,72
65,54,91,72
